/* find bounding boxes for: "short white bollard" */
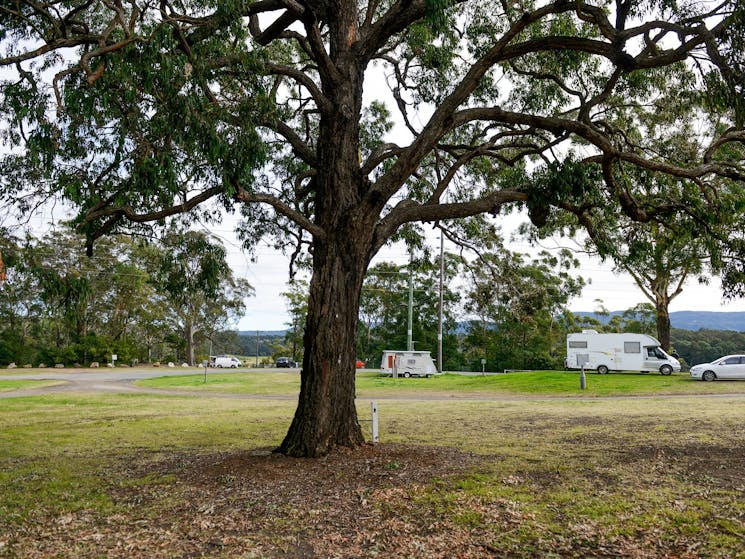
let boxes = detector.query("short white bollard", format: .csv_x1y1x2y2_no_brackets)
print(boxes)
371,400,379,443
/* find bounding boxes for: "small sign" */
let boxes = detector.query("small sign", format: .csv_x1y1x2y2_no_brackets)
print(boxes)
112,354,118,362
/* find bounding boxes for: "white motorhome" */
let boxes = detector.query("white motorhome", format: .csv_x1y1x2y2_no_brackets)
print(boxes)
566,330,680,375
381,350,437,378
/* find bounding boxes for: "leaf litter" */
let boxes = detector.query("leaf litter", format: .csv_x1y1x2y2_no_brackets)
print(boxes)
2,440,745,558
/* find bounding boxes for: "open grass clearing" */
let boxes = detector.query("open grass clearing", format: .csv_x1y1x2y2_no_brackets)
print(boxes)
2,391,745,558
0,380,64,393
137,369,745,398
0,366,204,377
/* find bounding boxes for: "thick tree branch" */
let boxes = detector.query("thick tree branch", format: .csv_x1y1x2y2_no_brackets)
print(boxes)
370,1,736,209
451,107,744,182
358,0,429,61
234,186,325,239
370,0,578,204
0,36,100,66
80,185,225,248
372,189,528,254
261,118,318,167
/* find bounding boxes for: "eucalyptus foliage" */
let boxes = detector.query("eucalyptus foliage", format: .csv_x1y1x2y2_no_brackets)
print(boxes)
0,226,251,366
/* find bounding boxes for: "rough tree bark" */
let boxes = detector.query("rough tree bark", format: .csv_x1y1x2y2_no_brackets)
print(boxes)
278,34,372,456
278,234,370,456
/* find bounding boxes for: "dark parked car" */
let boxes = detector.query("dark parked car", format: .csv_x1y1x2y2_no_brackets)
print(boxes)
276,357,297,368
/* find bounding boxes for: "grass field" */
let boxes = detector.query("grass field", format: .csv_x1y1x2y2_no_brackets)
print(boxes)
2,378,745,557
0,380,63,393
138,369,745,398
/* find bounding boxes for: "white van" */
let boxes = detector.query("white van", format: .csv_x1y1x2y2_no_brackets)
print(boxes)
566,330,680,375
380,350,437,378
212,355,242,368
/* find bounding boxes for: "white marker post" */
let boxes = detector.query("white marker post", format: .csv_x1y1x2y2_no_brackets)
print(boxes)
371,401,379,443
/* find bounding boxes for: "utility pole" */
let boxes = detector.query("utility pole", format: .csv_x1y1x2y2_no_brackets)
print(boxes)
437,229,444,374
407,255,414,351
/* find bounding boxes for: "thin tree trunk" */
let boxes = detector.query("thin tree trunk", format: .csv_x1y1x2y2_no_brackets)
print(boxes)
655,296,672,351
186,321,196,366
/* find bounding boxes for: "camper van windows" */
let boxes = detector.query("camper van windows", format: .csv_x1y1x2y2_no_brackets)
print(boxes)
624,342,641,353
647,347,666,359
568,341,588,349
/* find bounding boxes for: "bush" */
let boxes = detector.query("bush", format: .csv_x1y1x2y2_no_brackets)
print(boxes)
0,330,39,366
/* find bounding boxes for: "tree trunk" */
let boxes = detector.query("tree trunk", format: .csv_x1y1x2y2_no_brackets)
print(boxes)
655,296,671,351
278,73,371,455
278,234,368,457
277,11,373,457
185,320,196,366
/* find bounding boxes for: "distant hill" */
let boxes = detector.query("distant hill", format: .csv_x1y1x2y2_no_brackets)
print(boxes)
238,330,287,336
573,311,745,332
240,315,745,338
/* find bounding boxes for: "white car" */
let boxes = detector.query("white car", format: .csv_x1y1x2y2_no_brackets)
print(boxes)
690,355,745,381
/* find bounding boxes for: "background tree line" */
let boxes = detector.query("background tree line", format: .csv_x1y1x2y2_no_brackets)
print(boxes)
0,225,251,367
281,268,745,372
4,223,744,370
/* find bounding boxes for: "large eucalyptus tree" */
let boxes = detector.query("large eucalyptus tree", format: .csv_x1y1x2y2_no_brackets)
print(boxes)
1,0,743,456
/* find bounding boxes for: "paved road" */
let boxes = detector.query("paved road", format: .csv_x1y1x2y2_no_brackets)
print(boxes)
0,367,293,399
5,367,745,402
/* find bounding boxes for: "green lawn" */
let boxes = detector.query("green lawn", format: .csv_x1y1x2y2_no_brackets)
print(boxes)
137,370,745,398
0,379,64,392
2,392,745,557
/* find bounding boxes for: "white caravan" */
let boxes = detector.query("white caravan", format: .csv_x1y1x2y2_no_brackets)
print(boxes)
381,350,437,378
211,355,242,368
566,330,681,375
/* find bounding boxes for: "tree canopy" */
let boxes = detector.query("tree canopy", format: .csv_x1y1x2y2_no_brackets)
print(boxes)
2,0,744,456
